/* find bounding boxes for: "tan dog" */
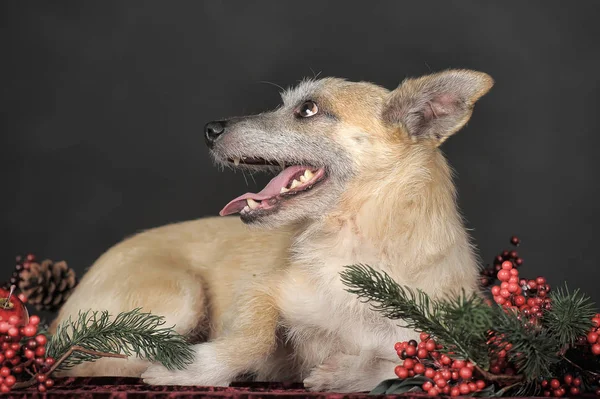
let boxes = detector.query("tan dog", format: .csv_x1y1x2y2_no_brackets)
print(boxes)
52,69,493,392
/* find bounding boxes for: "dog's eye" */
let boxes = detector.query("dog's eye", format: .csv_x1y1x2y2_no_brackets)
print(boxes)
295,100,318,118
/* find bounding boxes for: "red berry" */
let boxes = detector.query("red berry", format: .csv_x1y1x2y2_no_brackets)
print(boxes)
452,360,465,369
514,295,526,306
494,296,506,305
25,349,35,359
4,375,15,387
569,387,580,396
491,286,501,296
395,366,408,379
550,379,561,389
459,367,473,379
422,381,433,391
459,383,470,394
22,325,37,337
0,368,10,378
588,332,599,344
0,385,10,393
468,382,477,392
501,261,513,270
417,348,428,359
35,346,46,357
4,349,15,359
420,332,430,341
425,340,436,352
451,371,459,380
450,387,460,397
0,322,9,333
29,315,40,325
413,362,425,374
45,357,56,367
476,380,486,390
572,377,581,387
425,368,436,379
563,374,573,385
435,378,447,388
497,269,511,281
536,277,546,285
441,369,452,380
394,342,402,351
405,345,417,357
428,387,439,396
45,378,54,388
592,344,600,355
35,334,48,345
38,384,47,392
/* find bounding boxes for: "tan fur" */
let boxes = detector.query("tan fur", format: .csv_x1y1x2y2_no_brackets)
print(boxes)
52,70,493,392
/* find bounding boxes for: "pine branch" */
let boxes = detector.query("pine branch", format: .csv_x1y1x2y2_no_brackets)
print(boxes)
47,308,195,371
493,309,560,380
542,284,596,346
340,264,492,367
13,346,127,390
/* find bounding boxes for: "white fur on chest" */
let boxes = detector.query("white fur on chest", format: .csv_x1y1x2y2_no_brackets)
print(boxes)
278,238,417,372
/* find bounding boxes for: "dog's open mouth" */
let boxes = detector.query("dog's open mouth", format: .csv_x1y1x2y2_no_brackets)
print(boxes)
219,159,326,216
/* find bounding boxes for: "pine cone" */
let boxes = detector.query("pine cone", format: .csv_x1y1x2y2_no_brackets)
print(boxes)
18,259,78,312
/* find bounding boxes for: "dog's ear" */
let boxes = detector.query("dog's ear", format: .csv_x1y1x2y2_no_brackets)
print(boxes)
382,69,493,144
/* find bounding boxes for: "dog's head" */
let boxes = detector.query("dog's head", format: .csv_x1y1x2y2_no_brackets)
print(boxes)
207,70,493,227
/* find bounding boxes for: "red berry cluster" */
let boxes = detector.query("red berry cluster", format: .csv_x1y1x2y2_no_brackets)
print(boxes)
0,289,56,393
585,314,600,356
394,333,488,396
481,237,552,323
540,375,582,397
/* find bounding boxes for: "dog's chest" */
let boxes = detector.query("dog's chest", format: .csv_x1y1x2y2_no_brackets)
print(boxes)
277,260,409,362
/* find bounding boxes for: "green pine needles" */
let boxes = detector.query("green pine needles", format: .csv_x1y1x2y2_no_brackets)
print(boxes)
340,264,599,386
47,308,194,371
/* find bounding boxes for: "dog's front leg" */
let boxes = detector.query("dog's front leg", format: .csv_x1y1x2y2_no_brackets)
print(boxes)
303,350,397,393
142,290,280,386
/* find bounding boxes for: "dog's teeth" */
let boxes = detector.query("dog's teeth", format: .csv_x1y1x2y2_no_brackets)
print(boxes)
242,156,247,160
247,198,260,210
242,205,250,213
299,175,307,183
290,179,301,189
280,187,290,193
233,158,240,166
279,161,286,170
304,169,314,180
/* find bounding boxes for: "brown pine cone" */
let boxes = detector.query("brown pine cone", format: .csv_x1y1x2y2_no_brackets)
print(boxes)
18,259,77,312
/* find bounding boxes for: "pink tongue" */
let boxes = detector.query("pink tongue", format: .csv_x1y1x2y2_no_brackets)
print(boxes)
219,165,307,216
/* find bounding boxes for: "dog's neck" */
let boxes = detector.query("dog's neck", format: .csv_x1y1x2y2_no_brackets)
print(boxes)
291,146,478,293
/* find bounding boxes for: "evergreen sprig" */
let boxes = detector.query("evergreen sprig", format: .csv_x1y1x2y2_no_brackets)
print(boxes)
340,264,598,386
47,308,195,371
340,264,493,367
543,284,595,345
493,309,560,379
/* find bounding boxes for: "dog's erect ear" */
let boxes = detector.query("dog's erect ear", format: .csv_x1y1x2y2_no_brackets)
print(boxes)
382,70,493,144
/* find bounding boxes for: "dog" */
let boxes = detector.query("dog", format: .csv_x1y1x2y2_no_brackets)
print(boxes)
51,69,493,392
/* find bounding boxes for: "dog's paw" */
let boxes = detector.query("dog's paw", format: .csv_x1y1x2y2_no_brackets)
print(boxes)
303,361,340,392
142,343,232,386
303,353,397,393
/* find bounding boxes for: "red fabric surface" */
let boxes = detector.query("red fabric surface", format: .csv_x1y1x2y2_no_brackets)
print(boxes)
2,378,586,398
1,377,395,399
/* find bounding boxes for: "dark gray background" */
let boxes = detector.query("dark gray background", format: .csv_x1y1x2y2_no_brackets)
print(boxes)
2,1,599,309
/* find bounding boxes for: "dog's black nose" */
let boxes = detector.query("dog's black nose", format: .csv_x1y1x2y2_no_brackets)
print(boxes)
204,121,226,148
